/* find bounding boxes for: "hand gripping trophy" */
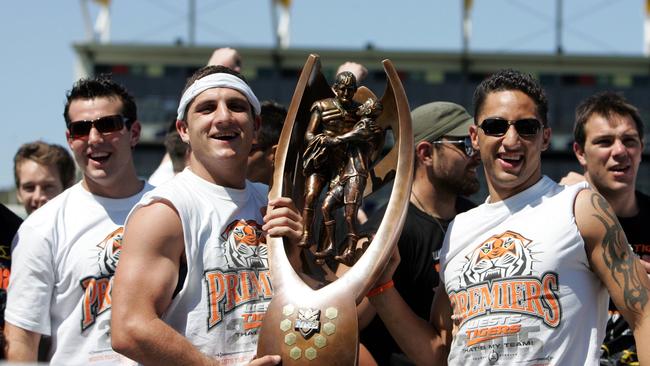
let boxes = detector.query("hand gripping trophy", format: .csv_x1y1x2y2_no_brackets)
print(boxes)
257,54,413,365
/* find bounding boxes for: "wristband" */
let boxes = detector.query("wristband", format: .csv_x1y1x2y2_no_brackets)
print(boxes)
367,280,394,297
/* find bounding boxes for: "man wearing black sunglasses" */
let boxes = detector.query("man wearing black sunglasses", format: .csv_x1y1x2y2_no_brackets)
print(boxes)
369,69,650,365
5,76,153,364
360,101,480,365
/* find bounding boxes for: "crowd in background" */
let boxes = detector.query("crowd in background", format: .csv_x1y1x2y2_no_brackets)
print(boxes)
0,47,648,366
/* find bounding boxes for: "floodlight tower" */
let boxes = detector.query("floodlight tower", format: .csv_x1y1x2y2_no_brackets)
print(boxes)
80,0,111,44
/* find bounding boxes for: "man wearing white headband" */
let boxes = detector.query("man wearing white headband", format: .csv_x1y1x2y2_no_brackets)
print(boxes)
112,66,302,366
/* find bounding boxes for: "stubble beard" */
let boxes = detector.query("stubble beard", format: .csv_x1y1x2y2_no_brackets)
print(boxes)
437,171,480,197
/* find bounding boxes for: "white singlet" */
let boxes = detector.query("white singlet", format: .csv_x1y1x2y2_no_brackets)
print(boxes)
441,176,608,366
128,168,271,365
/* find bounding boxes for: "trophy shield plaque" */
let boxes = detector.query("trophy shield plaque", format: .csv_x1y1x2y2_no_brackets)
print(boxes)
257,54,413,365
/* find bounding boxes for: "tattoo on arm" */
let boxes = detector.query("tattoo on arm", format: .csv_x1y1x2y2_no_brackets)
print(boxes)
591,193,648,315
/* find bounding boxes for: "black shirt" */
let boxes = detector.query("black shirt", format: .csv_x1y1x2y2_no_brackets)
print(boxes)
619,191,650,258
359,197,475,365
602,191,650,358
0,203,20,294
0,203,21,353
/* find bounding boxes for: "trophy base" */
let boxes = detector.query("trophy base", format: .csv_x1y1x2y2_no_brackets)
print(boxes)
257,290,359,365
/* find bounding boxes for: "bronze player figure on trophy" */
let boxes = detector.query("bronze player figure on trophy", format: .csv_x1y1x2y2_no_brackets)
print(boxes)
257,55,412,365
298,71,360,252
320,98,384,265
298,71,384,265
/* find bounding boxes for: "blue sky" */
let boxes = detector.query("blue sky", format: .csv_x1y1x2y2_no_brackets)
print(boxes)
0,0,644,189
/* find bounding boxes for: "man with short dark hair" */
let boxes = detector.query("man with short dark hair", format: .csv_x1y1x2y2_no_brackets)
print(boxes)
566,91,650,360
369,69,650,365
5,75,152,364
571,91,648,262
360,101,480,365
111,65,300,366
13,140,75,215
149,47,243,186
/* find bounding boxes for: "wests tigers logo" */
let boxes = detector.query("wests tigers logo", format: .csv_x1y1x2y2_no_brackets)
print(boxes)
204,219,271,329
461,230,534,287
222,219,268,268
97,227,123,275
80,227,124,331
449,230,562,339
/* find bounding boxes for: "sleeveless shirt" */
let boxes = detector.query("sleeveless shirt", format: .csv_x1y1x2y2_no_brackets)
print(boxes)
129,169,271,365
441,176,608,365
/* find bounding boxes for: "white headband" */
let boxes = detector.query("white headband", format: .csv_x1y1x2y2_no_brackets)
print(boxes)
176,73,261,120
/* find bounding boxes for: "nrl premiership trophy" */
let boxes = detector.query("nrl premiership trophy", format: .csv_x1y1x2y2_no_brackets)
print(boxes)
257,54,413,365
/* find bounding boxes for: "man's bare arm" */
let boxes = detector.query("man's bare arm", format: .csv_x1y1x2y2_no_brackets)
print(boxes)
640,258,650,277
575,189,650,364
367,249,451,365
112,200,287,366
111,201,228,366
4,323,41,361
304,108,322,143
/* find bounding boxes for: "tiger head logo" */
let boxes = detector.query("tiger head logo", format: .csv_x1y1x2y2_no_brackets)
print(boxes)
461,230,533,286
222,219,268,269
96,227,124,276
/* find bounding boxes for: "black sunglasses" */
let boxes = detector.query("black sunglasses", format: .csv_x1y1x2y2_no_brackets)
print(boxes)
479,117,543,137
432,136,475,157
67,115,129,139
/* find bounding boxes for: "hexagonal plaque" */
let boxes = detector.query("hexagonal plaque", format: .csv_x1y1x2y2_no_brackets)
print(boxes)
313,334,327,348
322,322,336,336
325,307,338,320
305,347,317,360
280,319,292,332
284,333,297,346
289,347,302,360
282,304,295,317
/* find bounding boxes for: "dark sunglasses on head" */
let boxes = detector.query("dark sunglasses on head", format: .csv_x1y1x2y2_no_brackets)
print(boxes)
67,115,129,139
432,136,476,157
479,117,543,137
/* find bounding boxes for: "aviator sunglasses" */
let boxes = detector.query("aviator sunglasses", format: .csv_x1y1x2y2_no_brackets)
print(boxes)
431,136,476,157
479,117,543,137
67,115,130,139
